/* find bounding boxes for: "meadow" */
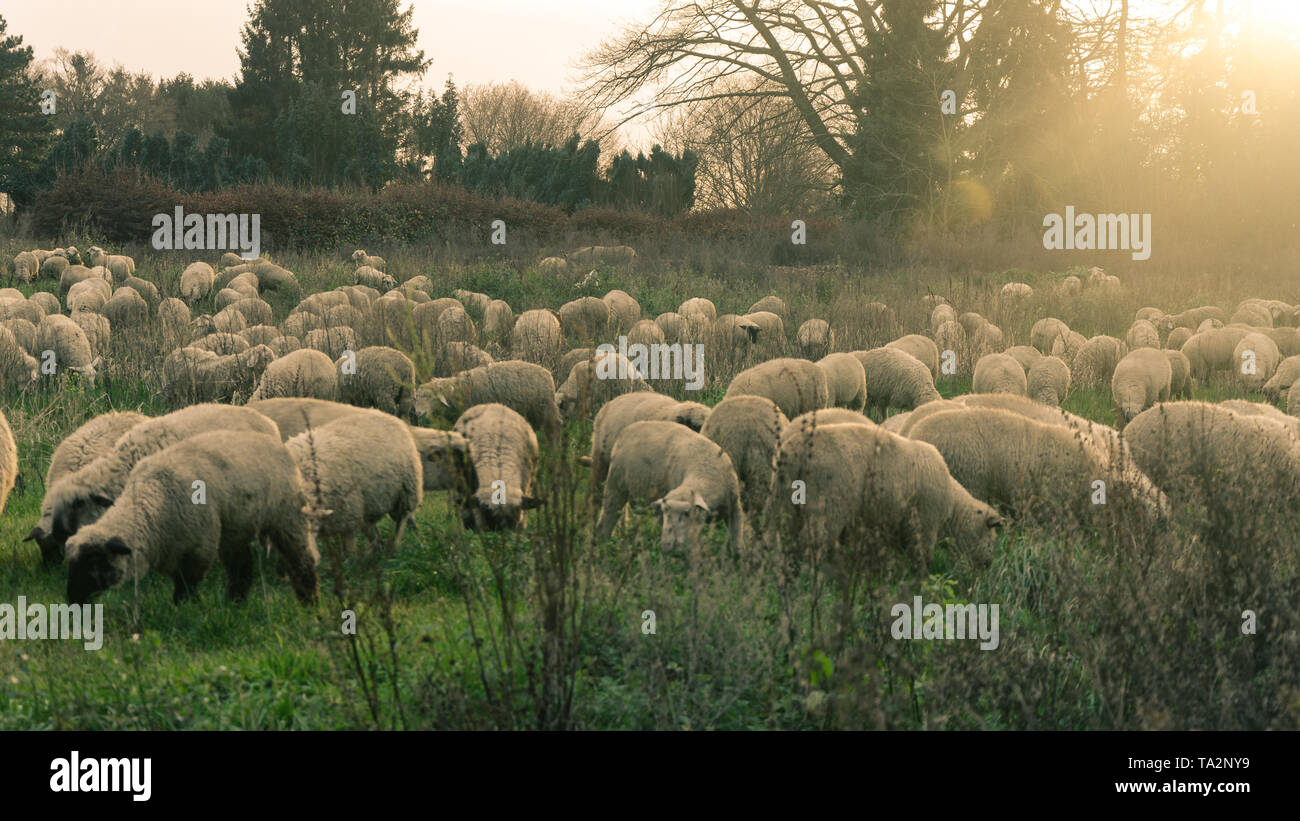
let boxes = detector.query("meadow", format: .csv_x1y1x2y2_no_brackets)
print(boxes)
2,233,1298,730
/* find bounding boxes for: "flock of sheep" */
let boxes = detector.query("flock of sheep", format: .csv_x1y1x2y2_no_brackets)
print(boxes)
4,244,1300,609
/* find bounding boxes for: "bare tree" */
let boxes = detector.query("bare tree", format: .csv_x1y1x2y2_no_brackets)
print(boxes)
458,80,600,154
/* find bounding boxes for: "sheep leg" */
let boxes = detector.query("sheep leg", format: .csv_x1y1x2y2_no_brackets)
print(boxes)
223,541,255,602
171,553,211,604
594,479,629,542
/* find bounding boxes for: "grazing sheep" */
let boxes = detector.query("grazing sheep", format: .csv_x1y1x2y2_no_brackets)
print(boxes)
430,341,494,377
512,309,564,370
65,431,318,605
1263,327,1300,357
102,287,149,330
436,304,477,346
336,346,416,420
626,318,666,350
1161,306,1227,333
225,297,272,327
596,421,743,554
248,261,298,294
764,422,1002,569
816,352,867,412
163,344,274,408
958,312,987,337
1027,355,1071,406
1004,345,1042,375
1112,348,1173,427
27,291,59,317
971,322,1006,359
71,310,110,358
697,395,789,518
119,276,160,313
66,279,108,313
0,326,39,386
556,347,596,382
743,311,785,354
0,410,15,516
58,265,101,299
1262,354,1300,399
483,299,514,341
351,250,386,271
710,314,761,351
452,289,490,321
190,332,250,355
103,255,135,283
973,353,1027,396
1071,335,1127,387
1,318,36,354
725,357,829,420
855,347,942,418
36,314,101,386
908,407,1126,528
602,290,641,335
555,350,652,418
43,404,283,562
250,349,339,401
0,296,44,325
748,295,788,320
679,297,717,323
1126,319,1160,350
567,245,637,267
1030,318,1070,354
159,298,191,341
1059,275,1082,296
558,296,611,342
287,410,423,552
452,404,542,531
12,251,39,283
929,304,957,334
180,262,216,304
1165,326,1193,351
921,295,948,310
999,282,1034,302
355,265,396,292
303,326,358,360
587,392,713,497
887,334,940,379
1165,349,1193,398
538,256,568,277
1233,331,1281,390
415,360,562,439
933,321,967,375
655,312,689,345
1219,400,1300,439
40,254,70,282
1229,303,1272,327
796,318,833,360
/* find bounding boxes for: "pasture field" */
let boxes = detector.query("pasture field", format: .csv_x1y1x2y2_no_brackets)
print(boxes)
1,238,1297,730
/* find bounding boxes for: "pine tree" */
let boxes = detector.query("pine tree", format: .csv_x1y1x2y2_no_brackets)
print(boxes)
0,15,56,209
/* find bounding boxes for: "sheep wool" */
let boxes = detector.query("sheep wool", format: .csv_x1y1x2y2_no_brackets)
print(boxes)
972,353,1028,397
587,392,714,497
699,395,789,518
815,352,867,412
0,410,15,517
1112,347,1173,427
726,357,830,420
854,347,941,418
250,348,339,401
453,403,541,531
416,360,562,439
336,346,416,420
1027,355,1071,406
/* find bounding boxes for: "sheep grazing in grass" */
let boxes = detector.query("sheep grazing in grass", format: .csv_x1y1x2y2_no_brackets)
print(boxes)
816,352,867,412
164,344,274,408
483,299,514,342
886,334,940,379
559,296,611,342
929,303,957,334
699,395,789,518
555,350,653,419
1232,331,1280,391
351,250,386,271
416,360,562,439
452,403,542,531
336,346,416,421
1030,318,1070,354
796,318,833,360
511,309,564,370
12,251,39,283
567,245,637,267
66,431,318,605
764,421,1002,572
1071,335,1127,387
0,325,39,386
538,256,568,277
726,357,829,420
355,265,395,292
287,409,424,553
999,282,1033,303
972,353,1027,396
1218,400,1300,439
748,295,788,321
1262,354,1300,399
0,410,16,517
854,347,941,418
1112,348,1173,428
1165,326,1193,351
250,348,339,401
36,314,101,386
596,420,744,554
1126,319,1160,350
1027,355,1071,406
102,287,149,330
180,262,216,304
1165,349,1193,398
1180,327,1251,380
586,392,712,498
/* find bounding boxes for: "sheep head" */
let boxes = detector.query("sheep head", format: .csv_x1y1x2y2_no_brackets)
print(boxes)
652,489,711,552
65,535,132,604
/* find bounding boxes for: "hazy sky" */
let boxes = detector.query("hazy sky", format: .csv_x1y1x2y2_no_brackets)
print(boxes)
4,0,661,92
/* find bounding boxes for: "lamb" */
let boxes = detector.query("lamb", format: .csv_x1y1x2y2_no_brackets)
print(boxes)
1232,332,1280,390
36,314,101,386
355,265,396,292
180,262,216,304
1030,318,1070,354
1111,348,1173,427
602,290,641,335
350,250,386,271
538,256,569,277
763,422,1001,570
12,251,39,283
511,309,564,370
854,347,942,418
43,404,282,562
555,350,652,418
287,409,423,552
102,287,149,329
748,296,788,320
725,357,829,420
886,334,940,379
1262,354,1300,399
0,326,39,386
907,407,1125,529
1071,335,1127,387
1027,355,1071,406
483,299,514,341
1126,319,1160,350
452,403,542,530
796,318,833,360
250,348,339,401
699,395,789,518
0,410,15,516
415,360,562,439
816,352,867,412
164,344,274,407
558,296,611,342
65,431,318,605
972,353,1027,396
336,346,416,420
595,421,744,554
1164,349,1193,398
586,392,713,497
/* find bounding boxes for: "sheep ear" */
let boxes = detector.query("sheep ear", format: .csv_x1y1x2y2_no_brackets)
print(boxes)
106,537,132,556
521,496,545,510
22,527,42,543
692,493,710,513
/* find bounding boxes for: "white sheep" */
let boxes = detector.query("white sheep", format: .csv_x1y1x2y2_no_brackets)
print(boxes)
855,347,942,418
102,287,149,329
36,314,101,386
1232,331,1280,390
748,295,788,320
1262,354,1300,399
886,334,940,379
1180,327,1250,379
190,332,250,355
1125,319,1160,350
1027,355,1071,406
355,265,396,292
120,276,160,313
0,410,15,517
655,312,689,345
699,395,789,518
452,403,542,530
65,431,318,605
972,353,1027,396
250,348,339,401
726,357,829,420
929,303,957,334
602,289,641,335
1165,349,1193,398
1030,318,1070,354
586,392,712,497
416,360,562,439
164,344,274,407
568,245,637,267
180,262,216,304
511,309,564,370
12,251,39,283
796,318,833,360
538,256,569,277
555,350,652,418
104,254,135,283
559,296,611,342
743,311,785,356
816,352,867,412
1071,335,1127,387
0,325,39,386
484,299,514,341
596,420,744,554
999,282,1034,303
351,250,386,271
336,346,416,420
1111,347,1173,427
